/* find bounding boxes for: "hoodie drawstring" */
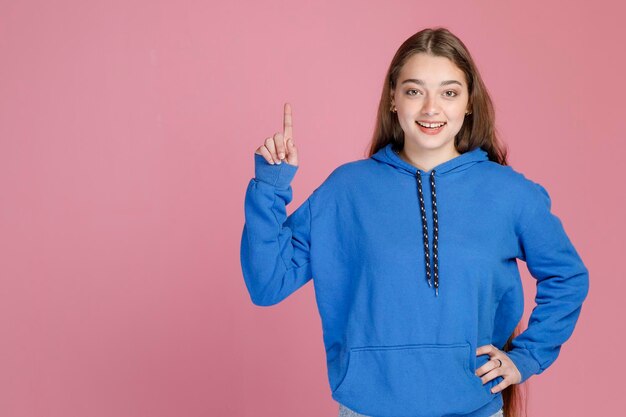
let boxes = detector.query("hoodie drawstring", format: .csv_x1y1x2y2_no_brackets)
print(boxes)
382,144,489,296
416,170,439,296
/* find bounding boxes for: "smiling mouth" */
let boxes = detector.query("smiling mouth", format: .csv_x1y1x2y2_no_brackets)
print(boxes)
416,121,447,128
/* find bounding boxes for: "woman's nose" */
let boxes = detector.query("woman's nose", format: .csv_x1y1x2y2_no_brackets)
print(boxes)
422,96,439,115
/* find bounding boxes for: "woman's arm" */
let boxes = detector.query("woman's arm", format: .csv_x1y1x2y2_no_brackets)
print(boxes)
507,181,590,384
240,153,313,306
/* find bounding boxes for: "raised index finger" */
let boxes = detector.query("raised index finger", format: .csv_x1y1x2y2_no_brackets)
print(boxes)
283,102,293,142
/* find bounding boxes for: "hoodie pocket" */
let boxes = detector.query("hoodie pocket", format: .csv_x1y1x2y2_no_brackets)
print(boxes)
331,342,494,417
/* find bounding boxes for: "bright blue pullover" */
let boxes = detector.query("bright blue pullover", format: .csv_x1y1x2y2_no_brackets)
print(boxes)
240,143,589,417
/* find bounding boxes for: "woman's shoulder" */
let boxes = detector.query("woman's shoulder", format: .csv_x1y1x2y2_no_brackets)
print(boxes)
307,157,375,203
480,160,547,197
484,161,537,189
317,156,374,186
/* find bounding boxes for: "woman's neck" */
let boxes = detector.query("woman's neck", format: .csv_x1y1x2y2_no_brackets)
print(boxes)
397,143,461,172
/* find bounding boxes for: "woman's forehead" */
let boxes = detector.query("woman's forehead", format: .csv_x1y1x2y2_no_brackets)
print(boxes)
399,54,466,86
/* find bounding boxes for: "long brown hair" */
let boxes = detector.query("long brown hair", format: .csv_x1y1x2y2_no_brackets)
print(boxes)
366,27,527,417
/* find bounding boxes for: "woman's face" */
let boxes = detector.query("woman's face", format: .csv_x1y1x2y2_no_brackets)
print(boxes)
391,53,470,153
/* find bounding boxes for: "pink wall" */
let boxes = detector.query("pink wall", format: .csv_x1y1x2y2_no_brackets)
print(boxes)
0,0,622,416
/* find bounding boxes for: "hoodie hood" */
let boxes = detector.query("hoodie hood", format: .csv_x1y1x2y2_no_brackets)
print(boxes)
371,142,490,176
371,143,490,296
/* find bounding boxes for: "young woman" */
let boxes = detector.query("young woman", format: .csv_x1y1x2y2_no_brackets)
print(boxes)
240,27,589,417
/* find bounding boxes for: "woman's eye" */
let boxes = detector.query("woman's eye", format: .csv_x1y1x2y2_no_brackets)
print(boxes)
406,89,457,97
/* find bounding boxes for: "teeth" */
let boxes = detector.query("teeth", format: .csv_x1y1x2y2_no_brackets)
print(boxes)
417,121,446,128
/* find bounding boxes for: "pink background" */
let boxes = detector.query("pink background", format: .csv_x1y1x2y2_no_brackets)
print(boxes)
0,0,623,416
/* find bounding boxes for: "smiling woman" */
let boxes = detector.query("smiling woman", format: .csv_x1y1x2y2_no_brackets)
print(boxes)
241,26,589,417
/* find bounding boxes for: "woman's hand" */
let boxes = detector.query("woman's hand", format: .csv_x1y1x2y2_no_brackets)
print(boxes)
475,344,522,393
255,102,298,167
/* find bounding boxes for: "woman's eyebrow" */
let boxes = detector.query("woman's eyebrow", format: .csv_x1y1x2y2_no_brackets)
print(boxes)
401,79,463,87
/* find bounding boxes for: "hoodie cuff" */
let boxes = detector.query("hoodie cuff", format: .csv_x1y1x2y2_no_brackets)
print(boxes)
504,348,542,384
254,153,298,189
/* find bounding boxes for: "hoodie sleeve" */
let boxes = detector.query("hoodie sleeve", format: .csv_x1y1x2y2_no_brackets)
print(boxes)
239,153,313,306
505,181,590,384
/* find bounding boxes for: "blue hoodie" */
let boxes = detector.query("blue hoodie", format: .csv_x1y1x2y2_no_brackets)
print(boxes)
240,143,589,417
